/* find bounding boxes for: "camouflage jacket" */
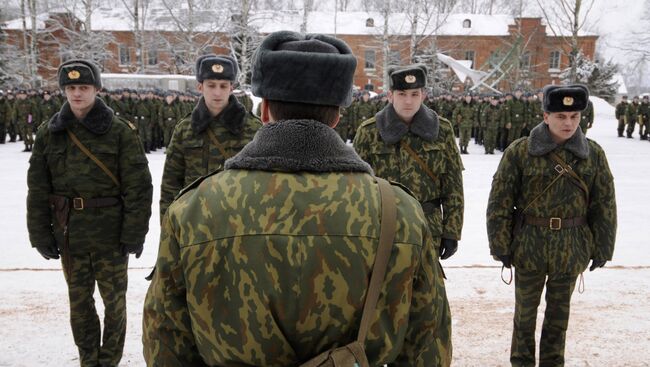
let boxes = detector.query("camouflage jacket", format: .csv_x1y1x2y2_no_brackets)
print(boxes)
580,100,595,131
508,98,527,124
159,95,260,220
159,101,181,126
353,104,464,243
27,97,153,252
625,102,640,123
452,102,475,128
144,119,452,367
487,123,616,275
481,104,501,130
615,101,627,120
14,98,33,124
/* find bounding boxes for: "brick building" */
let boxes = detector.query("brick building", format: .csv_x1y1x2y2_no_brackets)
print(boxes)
3,9,597,92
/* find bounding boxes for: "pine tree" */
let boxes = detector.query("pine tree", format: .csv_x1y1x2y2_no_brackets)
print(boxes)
560,51,619,103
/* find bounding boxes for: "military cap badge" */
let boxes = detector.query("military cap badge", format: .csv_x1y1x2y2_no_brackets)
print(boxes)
563,96,574,106
68,70,81,80
212,64,224,73
405,75,416,83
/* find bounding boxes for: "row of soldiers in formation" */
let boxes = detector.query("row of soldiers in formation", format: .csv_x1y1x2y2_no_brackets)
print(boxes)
338,88,595,154
3,84,598,156
615,94,650,141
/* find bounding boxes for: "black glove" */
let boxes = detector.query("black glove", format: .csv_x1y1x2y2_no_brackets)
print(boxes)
439,238,458,260
121,243,143,258
495,254,511,268
35,244,59,260
589,259,607,271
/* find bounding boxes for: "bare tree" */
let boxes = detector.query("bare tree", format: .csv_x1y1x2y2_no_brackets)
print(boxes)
536,0,596,83
229,0,266,88
119,0,153,73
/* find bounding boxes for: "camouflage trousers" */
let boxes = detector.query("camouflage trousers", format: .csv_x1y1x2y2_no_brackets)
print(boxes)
511,269,577,367
626,119,636,136
61,250,129,367
484,128,498,154
459,126,472,148
19,122,34,148
507,123,524,146
163,120,176,147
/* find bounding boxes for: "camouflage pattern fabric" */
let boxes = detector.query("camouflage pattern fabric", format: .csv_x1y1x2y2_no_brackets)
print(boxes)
349,101,376,141
354,109,464,247
452,102,474,150
63,250,129,367
159,101,181,147
159,97,260,220
580,100,594,134
615,101,627,136
507,98,527,145
625,102,639,137
481,104,501,154
511,269,576,367
638,101,649,139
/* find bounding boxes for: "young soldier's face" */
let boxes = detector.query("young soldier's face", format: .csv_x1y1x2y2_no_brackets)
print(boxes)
199,80,233,113
64,84,98,112
544,111,581,144
389,88,425,121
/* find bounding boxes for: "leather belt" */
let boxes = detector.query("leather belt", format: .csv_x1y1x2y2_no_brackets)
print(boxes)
524,215,587,230
70,196,121,210
421,199,442,214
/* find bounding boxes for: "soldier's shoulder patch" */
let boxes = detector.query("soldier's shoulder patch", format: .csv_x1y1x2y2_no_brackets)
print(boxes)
115,116,137,131
175,169,222,201
385,179,417,200
360,116,377,128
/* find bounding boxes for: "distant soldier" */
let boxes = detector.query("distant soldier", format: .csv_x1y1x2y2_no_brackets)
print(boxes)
38,90,59,130
0,92,7,143
14,90,34,151
615,95,628,137
638,95,649,140
453,93,475,154
507,89,527,146
481,95,501,154
487,84,616,366
349,90,375,141
144,30,452,367
625,95,640,138
159,93,180,147
159,54,260,220
580,98,594,134
27,59,152,367
354,63,464,261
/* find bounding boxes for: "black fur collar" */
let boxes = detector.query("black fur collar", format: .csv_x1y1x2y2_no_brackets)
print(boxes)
376,104,439,145
191,95,247,135
528,122,589,159
49,97,114,135
225,119,373,174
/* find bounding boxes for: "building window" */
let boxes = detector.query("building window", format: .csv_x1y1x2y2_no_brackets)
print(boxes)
147,49,158,66
520,51,530,70
549,50,561,69
389,50,401,66
464,50,475,68
364,50,376,69
366,18,374,27
463,19,471,28
119,45,130,65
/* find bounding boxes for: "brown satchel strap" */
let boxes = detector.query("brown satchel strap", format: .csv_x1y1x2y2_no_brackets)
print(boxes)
548,152,590,204
400,141,437,183
357,177,397,344
524,215,587,230
66,130,120,187
205,128,232,159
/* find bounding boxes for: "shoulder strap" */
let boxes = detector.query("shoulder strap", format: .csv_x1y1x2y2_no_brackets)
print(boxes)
357,177,397,344
400,141,437,183
548,152,590,204
205,127,232,159
66,130,121,187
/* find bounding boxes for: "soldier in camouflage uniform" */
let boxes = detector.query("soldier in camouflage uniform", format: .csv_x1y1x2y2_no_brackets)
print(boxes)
625,95,640,138
507,89,527,146
638,95,649,140
354,64,464,262
159,54,260,220
615,95,628,137
26,59,153,367
0,92,7,143
481,95,501,154
159,93,181,147
453,93,475,154
14,90,35,151
579,98,594,135
144,30,452,367
349,90,375,141
487,84,616,367
38,90,59,130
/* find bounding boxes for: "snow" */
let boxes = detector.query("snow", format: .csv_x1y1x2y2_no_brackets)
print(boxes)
1,96,650,365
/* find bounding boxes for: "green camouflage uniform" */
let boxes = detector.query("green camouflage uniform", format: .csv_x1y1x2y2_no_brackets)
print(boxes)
27,97,153,367
353,104,464,251
159,100,181,147
637,100,649,140
144,119,452,366
38,98,59,129
14,97,35,150
452,100,475,152
487,123,616,367
159,95,260,220
625,101,640,138
350,100,376,140
615,100,627,137
0,97,8,143
580,100,594,135
132,98,152,152
507,97,527,146
481,103,501,154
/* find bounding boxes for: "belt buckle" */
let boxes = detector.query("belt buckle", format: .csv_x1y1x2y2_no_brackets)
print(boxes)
549,217,561,230
73,197,84,210
554,164,564,174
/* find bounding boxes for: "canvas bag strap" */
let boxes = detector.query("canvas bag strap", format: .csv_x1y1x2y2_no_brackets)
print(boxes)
400,141,437,183
205,127,232,159
549,151,590,204
356,177,397,344
66,130,120,187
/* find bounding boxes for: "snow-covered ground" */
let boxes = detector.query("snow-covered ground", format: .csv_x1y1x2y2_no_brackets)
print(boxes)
1,97,649,366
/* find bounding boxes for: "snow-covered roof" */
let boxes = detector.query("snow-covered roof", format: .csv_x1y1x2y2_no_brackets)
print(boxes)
2,9,596,37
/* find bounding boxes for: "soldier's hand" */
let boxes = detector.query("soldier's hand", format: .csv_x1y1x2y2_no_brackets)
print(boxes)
439,238,458,260
35,244,59,260
589,259,607,271
121,243,143,258
494,254,511,268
